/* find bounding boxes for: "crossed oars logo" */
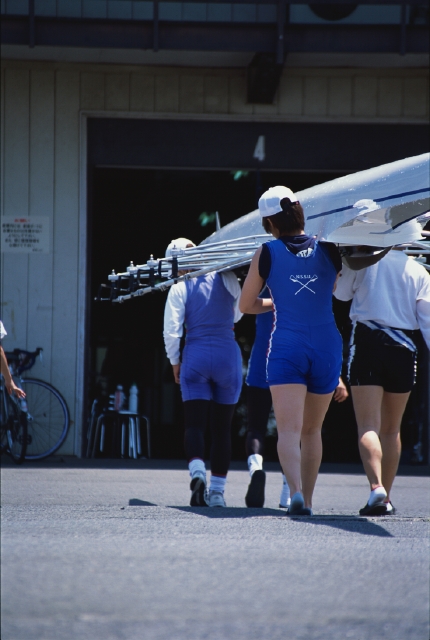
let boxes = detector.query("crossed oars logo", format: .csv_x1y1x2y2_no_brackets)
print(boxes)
289,274,318,294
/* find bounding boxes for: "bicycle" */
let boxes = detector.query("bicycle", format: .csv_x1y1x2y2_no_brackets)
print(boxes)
4,348,70,461
0,377,28,464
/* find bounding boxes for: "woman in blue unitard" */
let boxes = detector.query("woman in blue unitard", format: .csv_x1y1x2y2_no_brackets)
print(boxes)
163,238,243,508
240,187,343,515
244,291,348,509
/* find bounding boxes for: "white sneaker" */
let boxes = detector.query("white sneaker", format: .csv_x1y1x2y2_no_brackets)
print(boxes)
208,491,226,508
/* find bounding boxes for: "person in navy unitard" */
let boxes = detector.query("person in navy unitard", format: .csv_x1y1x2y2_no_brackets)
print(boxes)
244,291,348,509
163,238,243,508
240,187,343,515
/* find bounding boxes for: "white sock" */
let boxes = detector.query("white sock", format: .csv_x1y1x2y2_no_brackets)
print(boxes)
279,474,291,506
368,486,387,506
247,454,263,477
189,458,206,479
209,475,226,494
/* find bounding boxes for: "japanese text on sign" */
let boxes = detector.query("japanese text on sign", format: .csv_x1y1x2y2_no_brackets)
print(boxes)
1,217,50,254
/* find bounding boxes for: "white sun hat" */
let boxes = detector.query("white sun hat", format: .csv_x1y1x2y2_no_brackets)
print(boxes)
258,186,298,218
165,237,196,258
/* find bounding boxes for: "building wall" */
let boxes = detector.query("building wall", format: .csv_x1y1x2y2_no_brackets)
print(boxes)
1,59,428,454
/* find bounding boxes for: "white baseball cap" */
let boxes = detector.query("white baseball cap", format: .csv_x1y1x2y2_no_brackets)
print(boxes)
165,237,196,257
258,186,298,218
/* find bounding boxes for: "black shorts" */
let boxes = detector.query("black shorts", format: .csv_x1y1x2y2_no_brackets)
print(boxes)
347,322,417,393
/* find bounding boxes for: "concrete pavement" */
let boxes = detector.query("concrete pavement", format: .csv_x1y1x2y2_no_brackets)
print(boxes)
1,457,429,640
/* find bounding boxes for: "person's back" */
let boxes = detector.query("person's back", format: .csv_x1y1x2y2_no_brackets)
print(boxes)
181,270,241,401
266,239,337,329
337,249,429,334
184,272,236,343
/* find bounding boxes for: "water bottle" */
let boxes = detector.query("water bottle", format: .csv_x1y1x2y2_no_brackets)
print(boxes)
114,385,125,411
128,384,138,413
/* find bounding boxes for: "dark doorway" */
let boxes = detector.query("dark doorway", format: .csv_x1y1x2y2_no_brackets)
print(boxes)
86,117,429,464
89,166,363,461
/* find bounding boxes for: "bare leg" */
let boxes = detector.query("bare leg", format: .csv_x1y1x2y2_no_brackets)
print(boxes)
270,385,333,507
301,391,334,508
270,384,307,497
350,386,384,490
380,391,410,500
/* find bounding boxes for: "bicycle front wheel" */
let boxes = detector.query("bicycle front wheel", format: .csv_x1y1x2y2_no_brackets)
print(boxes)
21,378,70,460
4,393,28,464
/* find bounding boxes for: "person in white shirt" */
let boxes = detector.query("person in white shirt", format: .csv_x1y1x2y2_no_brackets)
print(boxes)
163,238,243,508
0,321,26,399
335,248,430,515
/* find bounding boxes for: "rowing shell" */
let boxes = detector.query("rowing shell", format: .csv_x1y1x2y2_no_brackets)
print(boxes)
201,153,430,249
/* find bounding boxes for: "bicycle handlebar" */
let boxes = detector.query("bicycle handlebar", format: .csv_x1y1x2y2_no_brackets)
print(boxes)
4,348,43,375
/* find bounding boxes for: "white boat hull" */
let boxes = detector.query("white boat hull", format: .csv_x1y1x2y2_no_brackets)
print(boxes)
202,153,430,248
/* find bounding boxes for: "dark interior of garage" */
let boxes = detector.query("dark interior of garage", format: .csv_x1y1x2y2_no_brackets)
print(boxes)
88,166,428,465
86,118,429,464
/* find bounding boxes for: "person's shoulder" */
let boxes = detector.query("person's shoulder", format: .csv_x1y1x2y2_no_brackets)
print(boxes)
388,251,430,283
220,270,239,284
395,250,427,272
171,279,187,288
261,239,277,258
168,280,187,296
404,255,430,280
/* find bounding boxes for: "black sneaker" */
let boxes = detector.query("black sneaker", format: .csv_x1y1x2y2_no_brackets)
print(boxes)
286,506,313,516
385,501,397,515
359,502,387,516
245,470,266,507
190,474,208,507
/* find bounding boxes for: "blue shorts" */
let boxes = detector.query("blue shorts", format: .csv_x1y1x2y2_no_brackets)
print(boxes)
180,339,242,404
267,322,342,394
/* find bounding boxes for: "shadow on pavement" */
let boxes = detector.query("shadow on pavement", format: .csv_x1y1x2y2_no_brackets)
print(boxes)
168,507,393,536
291,515,394,537
170,506,283,518
128,498,158,506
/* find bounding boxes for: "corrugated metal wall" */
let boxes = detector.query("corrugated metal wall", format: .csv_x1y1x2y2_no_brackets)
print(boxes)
1,59,428,454
1,64,80,454
77,64,428,119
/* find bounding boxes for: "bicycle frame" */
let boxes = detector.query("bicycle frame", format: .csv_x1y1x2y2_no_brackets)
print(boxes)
1,348,70,461
0,375,28,463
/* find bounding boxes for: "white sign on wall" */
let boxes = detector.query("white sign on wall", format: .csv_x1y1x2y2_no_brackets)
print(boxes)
1,217,50,254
